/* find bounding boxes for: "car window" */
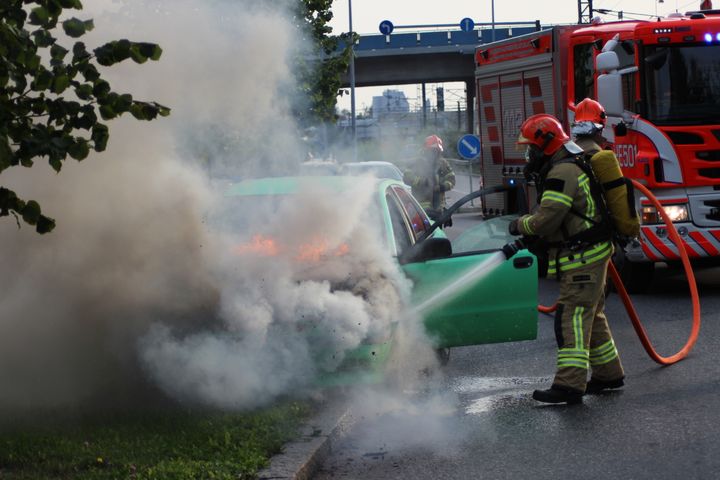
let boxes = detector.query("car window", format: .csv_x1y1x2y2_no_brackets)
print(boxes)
393,186,431,239
386,192,413,254
452,215,517,253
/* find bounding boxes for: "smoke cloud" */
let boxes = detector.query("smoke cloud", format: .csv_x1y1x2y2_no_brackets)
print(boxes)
0,0,443,411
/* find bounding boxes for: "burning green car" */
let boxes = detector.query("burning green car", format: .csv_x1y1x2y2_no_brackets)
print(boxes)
220,176,538,384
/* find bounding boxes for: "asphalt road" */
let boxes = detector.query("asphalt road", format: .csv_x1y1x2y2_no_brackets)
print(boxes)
313,216,720,480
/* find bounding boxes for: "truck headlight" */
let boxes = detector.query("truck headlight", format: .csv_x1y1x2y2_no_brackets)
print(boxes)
641,204,689,224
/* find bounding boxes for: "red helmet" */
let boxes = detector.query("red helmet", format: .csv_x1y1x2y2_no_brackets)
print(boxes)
574,98,606,126
517,114,569,156
424,134,444,153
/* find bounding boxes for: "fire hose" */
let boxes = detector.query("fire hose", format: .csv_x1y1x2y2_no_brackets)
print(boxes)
536,180,701,365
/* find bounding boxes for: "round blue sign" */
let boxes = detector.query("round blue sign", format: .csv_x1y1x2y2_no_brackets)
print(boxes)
460,17,475,32
457,134,481,160
379,20,394,35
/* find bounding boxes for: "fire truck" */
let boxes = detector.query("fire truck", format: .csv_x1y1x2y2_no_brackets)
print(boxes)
475,8,720,291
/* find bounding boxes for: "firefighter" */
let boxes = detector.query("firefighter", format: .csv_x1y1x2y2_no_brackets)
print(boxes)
507,113,625,404
404,135,456,216
571,98,610,157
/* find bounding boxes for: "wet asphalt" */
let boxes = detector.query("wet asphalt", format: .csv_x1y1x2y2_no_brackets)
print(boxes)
313,215,720,480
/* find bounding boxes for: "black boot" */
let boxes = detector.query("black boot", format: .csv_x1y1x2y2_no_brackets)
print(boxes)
532,385,583,404
585,377,624,394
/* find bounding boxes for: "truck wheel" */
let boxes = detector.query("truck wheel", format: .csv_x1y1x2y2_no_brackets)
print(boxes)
612,256,655,294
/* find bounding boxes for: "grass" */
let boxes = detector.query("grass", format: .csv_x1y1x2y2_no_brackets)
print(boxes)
0,402,310,480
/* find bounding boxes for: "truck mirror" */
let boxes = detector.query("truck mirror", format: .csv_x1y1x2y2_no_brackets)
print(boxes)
615,122,628,137
597,73,624,116
596,51,620,72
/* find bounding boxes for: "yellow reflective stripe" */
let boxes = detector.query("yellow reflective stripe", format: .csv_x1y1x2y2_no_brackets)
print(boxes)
557,347,590,369
590,340,619,366
547,241,612,274
573,306,584,349
541,190,573,207
523,216,534,235
590,339,616,356
590,350,619,366
580,180,595,229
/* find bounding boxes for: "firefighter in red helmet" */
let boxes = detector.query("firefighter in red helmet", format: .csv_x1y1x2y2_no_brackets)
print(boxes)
404,134,456,216
507,113,624,404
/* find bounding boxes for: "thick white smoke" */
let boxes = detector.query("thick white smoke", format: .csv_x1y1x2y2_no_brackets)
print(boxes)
0,0,440,410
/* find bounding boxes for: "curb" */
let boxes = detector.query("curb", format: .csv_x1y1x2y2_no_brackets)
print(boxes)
257,395,354,480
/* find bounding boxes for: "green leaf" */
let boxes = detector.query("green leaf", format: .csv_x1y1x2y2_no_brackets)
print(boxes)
32,69,53,90
138,42,162,61
29,7,50,26
99,105,116,120
72,41,91,62
36,215,56,234
129,45,148,64
21,200,41,225
58,0,84,8
0,136,12,172
80,63,100,82
92,79,110,99
52,75,70,94
33,30,57,48
91,124,109,151
62,17,88,38
50,44,69,61
129,103,146,119
115,93,133,113
93,42,115,66
112,39,132,62
75,83,93,100
67,138,90,160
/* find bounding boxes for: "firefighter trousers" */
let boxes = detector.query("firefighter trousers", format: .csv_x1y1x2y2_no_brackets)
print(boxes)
552,257,624,393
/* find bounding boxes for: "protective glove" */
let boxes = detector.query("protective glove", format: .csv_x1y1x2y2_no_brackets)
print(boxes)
501,240,522,260
508,218,520,236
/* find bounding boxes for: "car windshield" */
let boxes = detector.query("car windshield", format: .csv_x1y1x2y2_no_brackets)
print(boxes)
643,44,720,125
451,215,518,254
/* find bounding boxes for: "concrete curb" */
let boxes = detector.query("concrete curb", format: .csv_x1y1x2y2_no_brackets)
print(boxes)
257,396,354,480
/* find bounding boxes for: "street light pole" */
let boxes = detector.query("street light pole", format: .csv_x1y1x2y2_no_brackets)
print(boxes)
348,0,357,159
491,0,495,42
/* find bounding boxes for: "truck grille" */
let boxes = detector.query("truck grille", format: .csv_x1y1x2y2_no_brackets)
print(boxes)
689,194,720,226
697,151,720,161
699,168,720,179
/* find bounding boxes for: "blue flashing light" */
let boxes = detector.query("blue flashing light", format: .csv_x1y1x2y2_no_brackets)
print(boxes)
705,33,713,42
509,178,516,186
715,33,720,41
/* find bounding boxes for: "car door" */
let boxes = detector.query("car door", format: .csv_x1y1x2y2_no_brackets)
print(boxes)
386,186,538,348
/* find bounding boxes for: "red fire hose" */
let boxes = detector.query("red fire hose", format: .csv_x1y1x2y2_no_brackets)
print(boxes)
537,179,701,365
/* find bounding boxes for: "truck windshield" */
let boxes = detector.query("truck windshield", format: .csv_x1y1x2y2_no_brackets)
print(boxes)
643,44,720,125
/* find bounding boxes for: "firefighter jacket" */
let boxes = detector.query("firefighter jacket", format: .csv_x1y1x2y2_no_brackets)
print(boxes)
404,156,456,210
516,148,612,278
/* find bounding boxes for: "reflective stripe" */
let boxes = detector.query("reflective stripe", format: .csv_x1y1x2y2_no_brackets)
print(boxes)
573,306,584,349
557,347,589,370
541,190,573,207
578,173,595,229
522,216,534,235
548,241,612,274
590,339,619,366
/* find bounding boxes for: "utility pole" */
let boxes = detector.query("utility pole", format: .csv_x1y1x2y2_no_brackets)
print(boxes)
578,0,594,24
348,0,357,160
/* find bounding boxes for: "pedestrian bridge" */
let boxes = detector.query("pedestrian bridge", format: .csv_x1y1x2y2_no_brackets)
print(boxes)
339,21,542,132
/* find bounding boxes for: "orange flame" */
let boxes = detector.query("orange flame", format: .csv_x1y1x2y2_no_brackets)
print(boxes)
295,237,349,262
233,234,349,261
233,234,280,257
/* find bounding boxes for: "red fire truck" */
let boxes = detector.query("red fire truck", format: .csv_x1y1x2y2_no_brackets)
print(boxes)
475,8,720,290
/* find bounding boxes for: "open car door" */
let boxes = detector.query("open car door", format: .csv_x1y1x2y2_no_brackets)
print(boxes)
386,185,538,349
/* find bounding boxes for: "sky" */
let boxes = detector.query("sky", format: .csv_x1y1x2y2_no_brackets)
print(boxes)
329,0,705,111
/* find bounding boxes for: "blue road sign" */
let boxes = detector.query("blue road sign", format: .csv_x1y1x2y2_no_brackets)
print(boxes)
457,134,481,160
460,17,475,32
379,20,394,35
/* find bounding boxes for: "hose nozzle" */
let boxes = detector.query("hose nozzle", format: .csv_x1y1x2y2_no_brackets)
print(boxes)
501,238,526,260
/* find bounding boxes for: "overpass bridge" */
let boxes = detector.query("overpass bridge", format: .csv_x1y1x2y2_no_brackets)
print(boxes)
340,21,542,133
